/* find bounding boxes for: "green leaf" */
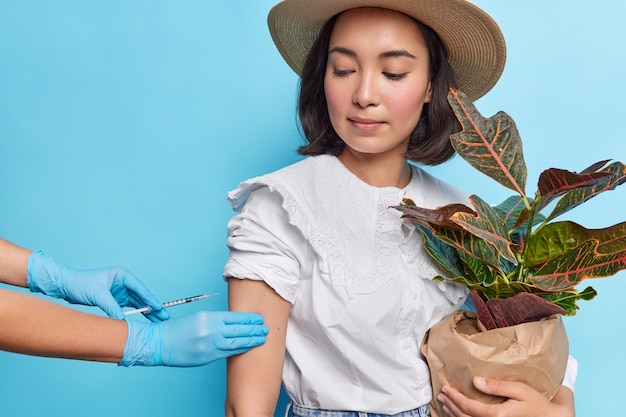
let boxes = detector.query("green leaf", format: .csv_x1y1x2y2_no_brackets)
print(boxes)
492,195,527,230
452,195,517,264
460,252,497,286
431,226,503,272
447,88,527,196
392,94,626,328
526,221,626,266
476,276,536,300
394,202,504,271
546,286,597,316
528,239,626,291
492,196,546,244
414,223,465,277
433,274,478,288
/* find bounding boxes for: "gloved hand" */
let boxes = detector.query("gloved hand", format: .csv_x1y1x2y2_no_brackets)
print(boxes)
26,250,169,322
119,311,269,367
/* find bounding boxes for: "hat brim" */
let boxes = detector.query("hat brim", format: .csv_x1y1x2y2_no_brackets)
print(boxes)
268,0,506,101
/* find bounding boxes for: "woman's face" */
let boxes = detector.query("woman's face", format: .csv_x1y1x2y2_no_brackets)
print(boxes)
324,7,432,158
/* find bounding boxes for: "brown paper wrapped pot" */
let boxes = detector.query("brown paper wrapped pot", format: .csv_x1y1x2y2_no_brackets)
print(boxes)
421,311,569,417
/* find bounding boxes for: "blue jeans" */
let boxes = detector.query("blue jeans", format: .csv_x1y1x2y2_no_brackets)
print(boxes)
285,402,430,417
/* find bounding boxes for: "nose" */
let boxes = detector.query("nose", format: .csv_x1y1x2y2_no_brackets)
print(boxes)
352,72,380,108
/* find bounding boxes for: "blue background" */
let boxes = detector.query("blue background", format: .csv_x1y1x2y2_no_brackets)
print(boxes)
1,1,624,416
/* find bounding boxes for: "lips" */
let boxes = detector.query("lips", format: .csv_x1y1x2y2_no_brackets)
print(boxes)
348,116,383,131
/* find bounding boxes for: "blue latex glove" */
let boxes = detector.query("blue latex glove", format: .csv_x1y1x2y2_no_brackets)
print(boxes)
119,311,269,367
26,250,169,322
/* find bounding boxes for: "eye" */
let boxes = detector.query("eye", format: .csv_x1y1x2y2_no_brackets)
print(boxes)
332,68,355,77
383,72,408,81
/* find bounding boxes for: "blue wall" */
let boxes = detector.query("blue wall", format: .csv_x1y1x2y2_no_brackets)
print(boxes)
1,1,623,415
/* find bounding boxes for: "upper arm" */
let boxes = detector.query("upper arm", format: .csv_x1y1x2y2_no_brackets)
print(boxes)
226,278,291,417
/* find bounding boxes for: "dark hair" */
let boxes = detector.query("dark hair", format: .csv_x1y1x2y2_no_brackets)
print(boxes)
297,11,460,166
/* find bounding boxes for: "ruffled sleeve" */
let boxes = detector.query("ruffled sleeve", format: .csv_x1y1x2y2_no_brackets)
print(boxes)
223,184,306,303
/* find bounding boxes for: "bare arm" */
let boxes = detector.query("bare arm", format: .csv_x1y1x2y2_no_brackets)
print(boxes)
0,237,127,362
226,278,291,417
0,288,127,362
0,237,31,287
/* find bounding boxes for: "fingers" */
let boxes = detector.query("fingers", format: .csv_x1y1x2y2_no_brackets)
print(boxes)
213,312,269,354
472,376,531,401
219,311,269,338
220,346,256,357
109,266,171,321
142,308,171,322
217,311,265,325
98,295,126,320
110,266,164,311
222,322,270,338
438,378,547,417
158,311,269,366
438,385,476,417
220,335,268,352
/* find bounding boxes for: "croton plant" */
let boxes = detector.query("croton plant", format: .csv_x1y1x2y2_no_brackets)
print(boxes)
395,88,626,330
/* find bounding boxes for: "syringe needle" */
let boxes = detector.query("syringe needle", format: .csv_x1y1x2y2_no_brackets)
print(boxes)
124,293,220,316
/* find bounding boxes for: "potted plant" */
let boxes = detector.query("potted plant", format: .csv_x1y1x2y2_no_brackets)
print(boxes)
394,88,626,417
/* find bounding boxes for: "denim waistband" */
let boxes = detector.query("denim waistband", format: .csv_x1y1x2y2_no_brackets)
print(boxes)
286,402,430,417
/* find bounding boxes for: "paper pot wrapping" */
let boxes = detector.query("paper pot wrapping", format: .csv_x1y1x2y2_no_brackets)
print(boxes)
421,311,569,417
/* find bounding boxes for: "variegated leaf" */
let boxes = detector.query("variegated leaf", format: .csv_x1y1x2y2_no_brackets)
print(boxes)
492,195,527,230
431,226,502,271
394,202,475,230
482,292,566,328
546,286,597,316
447,88,527,196
537,167,615,204
461,252,497,286
529,240,626,291
451,195,517,264
413,223,465,277
546,161,626,222
526,221,626,267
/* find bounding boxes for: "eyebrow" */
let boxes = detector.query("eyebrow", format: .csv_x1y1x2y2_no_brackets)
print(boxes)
328,46,416,60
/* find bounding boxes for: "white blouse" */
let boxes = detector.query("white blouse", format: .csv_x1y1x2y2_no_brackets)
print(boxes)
224,155,469,414
223,155,576,414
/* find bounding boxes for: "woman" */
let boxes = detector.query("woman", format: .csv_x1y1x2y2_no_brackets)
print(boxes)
224,1,575,416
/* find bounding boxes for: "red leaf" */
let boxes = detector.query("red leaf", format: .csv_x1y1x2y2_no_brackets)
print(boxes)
394,203,475,230
485,292,566,327
538,168,614,197
469,292,497,330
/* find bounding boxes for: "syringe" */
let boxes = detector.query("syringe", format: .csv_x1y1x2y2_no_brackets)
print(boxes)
124,293,220,316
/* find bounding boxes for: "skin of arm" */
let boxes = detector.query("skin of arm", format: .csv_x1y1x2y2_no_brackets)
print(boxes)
0,288,127,362
225,278,291,417
0,237,127,362
0,238,32,287
438,377,575,417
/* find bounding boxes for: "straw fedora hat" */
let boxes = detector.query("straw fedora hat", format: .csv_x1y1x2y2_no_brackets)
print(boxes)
268,0,506,101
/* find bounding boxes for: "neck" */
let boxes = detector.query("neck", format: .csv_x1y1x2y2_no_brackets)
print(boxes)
337,150,412,188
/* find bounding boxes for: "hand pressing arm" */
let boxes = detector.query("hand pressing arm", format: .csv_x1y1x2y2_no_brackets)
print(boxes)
0,288,268,366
